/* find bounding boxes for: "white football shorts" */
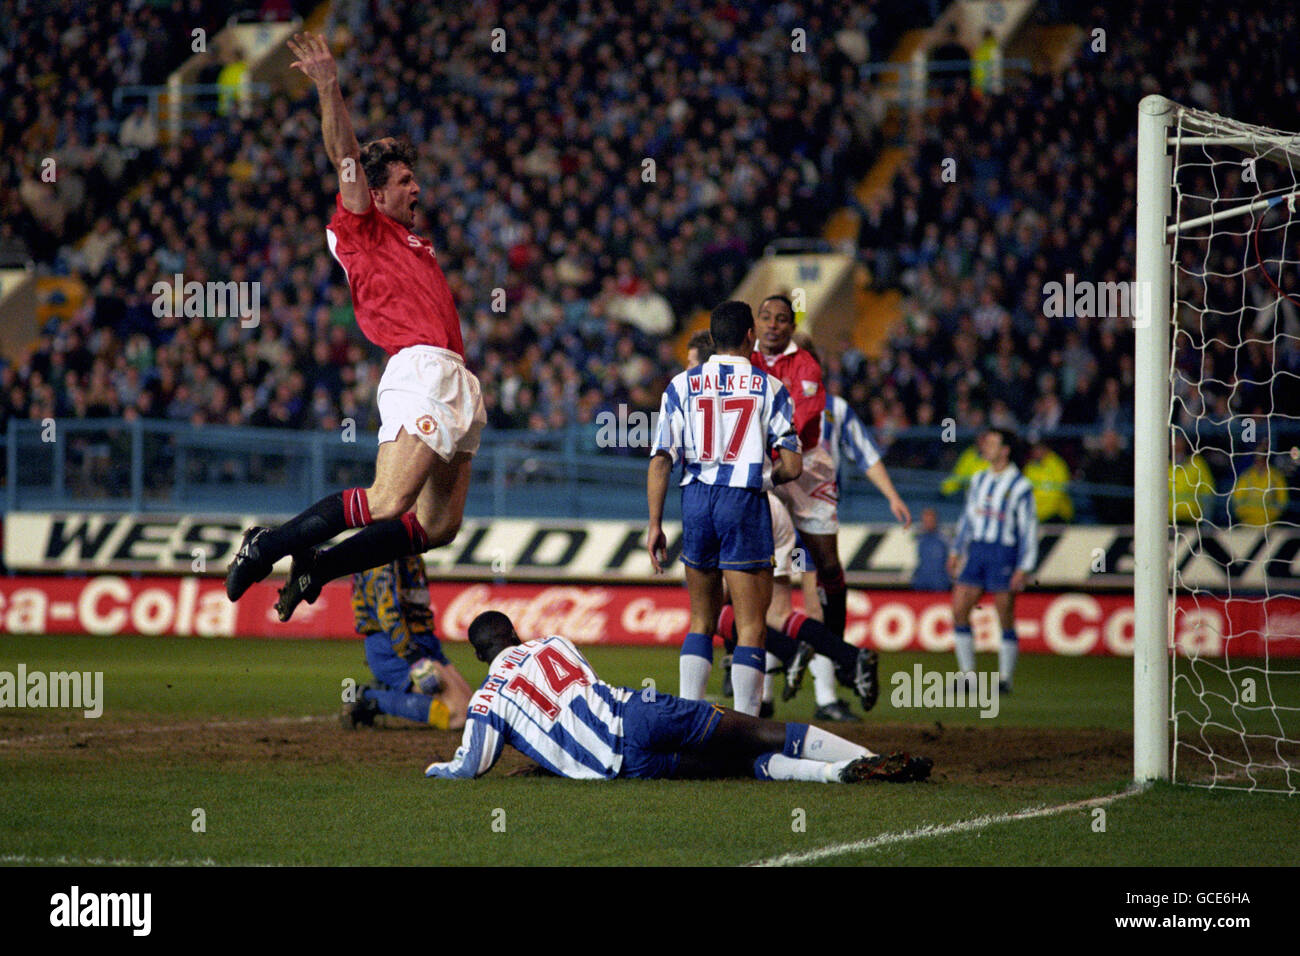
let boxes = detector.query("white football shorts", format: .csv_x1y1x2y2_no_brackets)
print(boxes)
769,490,797,579
773,442,839,535
376,345,487,461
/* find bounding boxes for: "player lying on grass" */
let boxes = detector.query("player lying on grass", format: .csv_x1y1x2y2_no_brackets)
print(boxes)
341,555,473,730
424,611,932,783
226,32,486,623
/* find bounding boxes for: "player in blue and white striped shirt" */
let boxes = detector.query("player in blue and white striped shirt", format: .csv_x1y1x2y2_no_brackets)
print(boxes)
425,611,933,784
947,428,1038,694
647,301,802,716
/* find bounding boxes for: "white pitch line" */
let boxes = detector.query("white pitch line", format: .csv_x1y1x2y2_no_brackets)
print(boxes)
747,785,1146,867
0,853,223,867
0,714,329,746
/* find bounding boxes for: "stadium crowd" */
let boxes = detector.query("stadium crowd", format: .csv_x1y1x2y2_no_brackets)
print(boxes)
2,0,1297,524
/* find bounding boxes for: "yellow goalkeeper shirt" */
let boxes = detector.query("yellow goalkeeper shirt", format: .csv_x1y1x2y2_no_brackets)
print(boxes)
1231,462,1289,526
1170,453,1213,523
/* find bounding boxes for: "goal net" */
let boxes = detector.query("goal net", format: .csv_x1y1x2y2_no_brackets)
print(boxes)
1140,98,1300,793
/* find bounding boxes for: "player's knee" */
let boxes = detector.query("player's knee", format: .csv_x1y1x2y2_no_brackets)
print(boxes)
368,487,419,522
423,514,462,549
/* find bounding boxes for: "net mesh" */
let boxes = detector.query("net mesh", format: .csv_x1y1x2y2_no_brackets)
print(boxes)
1167,105,1300,793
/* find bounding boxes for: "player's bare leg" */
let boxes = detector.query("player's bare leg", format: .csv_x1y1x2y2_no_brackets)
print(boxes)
722,567,772,716
268,433,471,622
368,430,438,521
226,429,435,604
992,589,1018,694
672,709,931,783
680,566,723,700
951,581,984,690
414,451,474,548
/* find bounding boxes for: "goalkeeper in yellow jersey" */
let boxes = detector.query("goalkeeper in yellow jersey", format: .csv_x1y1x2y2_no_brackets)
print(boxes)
343,555,472,730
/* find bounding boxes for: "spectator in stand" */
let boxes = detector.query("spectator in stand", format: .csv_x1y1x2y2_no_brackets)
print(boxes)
1171,433,1214,524
1081,429,1134,524
911,507,952,592
1231,451,1290,527
118,103,158,154
971,29,999,95
940,440,988,496
1023,437,1074,523
930,23,970,74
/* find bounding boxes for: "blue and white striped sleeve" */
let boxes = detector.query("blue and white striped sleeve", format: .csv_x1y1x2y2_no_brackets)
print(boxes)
1015,482,1039,573
650,380,684,463
767,382,800,453
424,706,505,780
952,478,976,556
840,403,881,472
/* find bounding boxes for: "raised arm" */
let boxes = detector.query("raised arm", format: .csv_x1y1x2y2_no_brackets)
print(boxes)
287,32,370,214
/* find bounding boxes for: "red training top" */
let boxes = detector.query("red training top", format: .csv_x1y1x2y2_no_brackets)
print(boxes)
325,194,465,357
752,340,824,451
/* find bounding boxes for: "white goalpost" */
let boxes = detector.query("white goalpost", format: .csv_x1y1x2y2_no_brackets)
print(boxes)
1135,94,1300,793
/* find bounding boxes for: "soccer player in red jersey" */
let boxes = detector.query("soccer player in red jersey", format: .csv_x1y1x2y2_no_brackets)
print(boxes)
750,295,850,638
225,33,487,622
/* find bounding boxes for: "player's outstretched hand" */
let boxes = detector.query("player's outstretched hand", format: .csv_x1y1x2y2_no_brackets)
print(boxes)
647,524,668,573
287,32,338,87
890,496,912,529
1010,570,1027,593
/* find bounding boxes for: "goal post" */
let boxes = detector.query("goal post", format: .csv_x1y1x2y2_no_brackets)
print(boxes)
1134,93,1174,784
1136,95,1300,793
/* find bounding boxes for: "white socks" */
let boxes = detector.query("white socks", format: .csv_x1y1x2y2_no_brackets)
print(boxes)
731,648,765,716
762,753,840,782
679,655,711,700
810,654,838,707
954,626,976,674
999,637,1019,687
802,725,871,762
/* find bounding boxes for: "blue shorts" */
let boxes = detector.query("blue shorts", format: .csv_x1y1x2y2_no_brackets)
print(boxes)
619,692,726,779
364,632,447,691
958,541,1018,593
680,483,774,572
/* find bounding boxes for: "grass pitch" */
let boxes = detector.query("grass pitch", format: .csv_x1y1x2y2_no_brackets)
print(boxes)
0,635,1296,867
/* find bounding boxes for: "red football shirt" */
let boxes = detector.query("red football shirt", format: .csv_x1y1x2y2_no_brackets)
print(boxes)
752,341,824,451
325,194,465,357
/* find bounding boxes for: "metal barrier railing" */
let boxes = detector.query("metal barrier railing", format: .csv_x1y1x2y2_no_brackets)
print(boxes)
0,418,1169,524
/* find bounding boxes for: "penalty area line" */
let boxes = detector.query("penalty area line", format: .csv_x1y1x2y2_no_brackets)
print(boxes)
746,785,1146,867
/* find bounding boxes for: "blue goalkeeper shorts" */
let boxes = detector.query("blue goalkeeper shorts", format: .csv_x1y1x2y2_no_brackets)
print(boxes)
364,632,447,690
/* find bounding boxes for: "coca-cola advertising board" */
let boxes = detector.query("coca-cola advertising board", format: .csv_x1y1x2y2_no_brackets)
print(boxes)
2,576,1298,657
